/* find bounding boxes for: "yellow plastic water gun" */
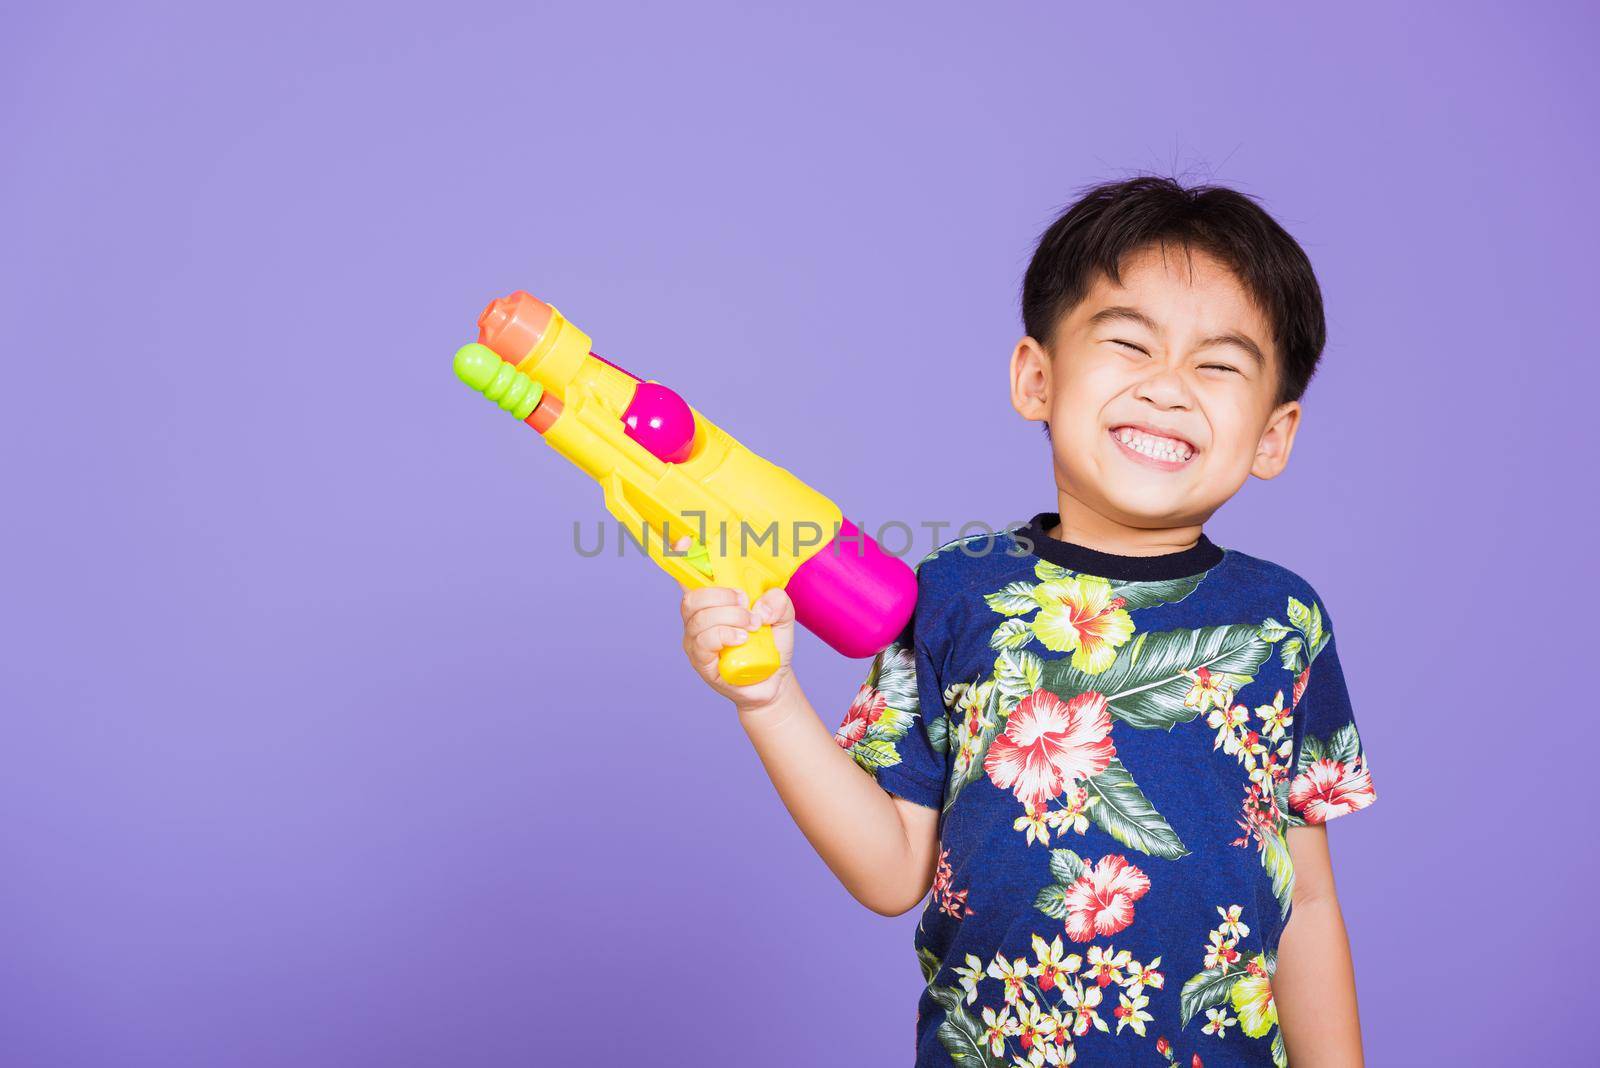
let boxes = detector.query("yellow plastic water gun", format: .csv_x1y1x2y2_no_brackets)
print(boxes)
453,291,916,686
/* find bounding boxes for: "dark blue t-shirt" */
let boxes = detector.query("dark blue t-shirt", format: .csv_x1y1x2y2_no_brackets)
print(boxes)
833,513,1377,1067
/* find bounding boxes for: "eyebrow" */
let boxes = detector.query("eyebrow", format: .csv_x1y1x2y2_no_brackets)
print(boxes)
1086,305,1266,368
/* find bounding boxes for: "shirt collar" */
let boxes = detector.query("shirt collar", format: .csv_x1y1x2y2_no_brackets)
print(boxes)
1014,511,1225,582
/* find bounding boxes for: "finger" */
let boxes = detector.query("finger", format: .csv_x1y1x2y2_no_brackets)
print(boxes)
687,604,759,633
681,586,742,620
693,624,754,657
751,587,794,625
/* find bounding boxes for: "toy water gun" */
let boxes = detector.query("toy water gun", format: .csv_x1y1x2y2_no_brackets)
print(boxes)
452,291,916,686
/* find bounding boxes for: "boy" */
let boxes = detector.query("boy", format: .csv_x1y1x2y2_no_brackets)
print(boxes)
680,176,1377,1066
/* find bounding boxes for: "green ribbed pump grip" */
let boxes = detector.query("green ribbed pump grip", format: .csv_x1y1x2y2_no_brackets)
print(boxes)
454,343,545,420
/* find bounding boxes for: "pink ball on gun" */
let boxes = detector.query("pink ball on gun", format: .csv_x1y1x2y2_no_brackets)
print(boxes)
622,381,696,463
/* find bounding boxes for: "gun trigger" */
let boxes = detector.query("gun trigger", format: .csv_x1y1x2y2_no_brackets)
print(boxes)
682,538,715,579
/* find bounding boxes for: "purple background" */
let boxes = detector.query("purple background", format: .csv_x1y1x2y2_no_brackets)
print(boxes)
3,3,1594,1064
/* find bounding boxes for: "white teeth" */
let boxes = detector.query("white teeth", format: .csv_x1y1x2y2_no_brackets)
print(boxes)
1115,427,1193,462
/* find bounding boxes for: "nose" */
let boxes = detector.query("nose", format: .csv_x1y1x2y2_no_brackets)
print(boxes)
1133,362,1192,409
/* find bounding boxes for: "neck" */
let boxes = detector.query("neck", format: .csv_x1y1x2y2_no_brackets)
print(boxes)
1051,489,1206,557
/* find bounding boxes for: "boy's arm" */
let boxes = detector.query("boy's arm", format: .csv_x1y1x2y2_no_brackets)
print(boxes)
739,679,941,917
1274,824,1366,1067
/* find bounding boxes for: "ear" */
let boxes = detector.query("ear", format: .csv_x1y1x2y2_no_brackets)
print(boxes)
1251,399,1302,479
1010,336,1053,425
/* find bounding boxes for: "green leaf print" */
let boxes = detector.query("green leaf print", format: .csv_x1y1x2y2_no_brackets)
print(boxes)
920,532,994,569
848,738,902,770
917,944,943,985
1268,595,1330,674
1083,758,1190,860
1034,882,1069,920
1285,596,1313,638
841,644,921,775
925,710,950,754
871,702,918,740
1260,825,1295,919
1106,572,1209,612
945,676,1007,812
1038,623,1272,732
1325,722,1361,766
1035,848,1093,919
1271,1028,1289,1068
988,618,1033,651
991,648,1045,706
1273,776,1306,829
1048,847,1089,884
1257,616,1293,643
1023,556,1211,608
1278,634,1304,673
1306,599,1325,656
1179,965,1243,1028
929,985,1007,1068
1034,558,1070,582
984,581,1041,616
869,643,919,712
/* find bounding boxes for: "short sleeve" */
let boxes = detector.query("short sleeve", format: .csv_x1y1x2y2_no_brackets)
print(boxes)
832,610,948,811
1282,612,1377,826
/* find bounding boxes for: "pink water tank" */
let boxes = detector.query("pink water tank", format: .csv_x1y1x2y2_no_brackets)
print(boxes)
787,518,917,658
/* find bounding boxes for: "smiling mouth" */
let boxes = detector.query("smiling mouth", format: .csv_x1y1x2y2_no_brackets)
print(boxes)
1109,426,1197,466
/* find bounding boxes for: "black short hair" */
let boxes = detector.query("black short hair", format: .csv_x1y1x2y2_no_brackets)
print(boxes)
1022,175,1326,427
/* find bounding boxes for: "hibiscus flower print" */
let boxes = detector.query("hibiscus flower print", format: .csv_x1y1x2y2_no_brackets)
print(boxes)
832,643,922,776
832,683,885,749
1287,755,1376,823
1229,956,1277,1039
1062,854,1151,942
984,689,1116,809
1029,573,1136,674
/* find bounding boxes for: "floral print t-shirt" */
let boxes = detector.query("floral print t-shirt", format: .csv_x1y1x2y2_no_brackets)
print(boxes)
833,513,1377,1068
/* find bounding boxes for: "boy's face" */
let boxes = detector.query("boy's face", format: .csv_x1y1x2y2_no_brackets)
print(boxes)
1011,244,1301,529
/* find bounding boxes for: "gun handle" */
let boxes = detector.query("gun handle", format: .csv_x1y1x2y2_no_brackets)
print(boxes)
718,624,780,686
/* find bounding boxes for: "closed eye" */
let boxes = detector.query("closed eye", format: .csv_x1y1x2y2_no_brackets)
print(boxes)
1113,341,1238,374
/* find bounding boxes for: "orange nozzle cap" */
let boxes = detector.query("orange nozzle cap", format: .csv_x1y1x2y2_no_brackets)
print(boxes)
478,291,554,363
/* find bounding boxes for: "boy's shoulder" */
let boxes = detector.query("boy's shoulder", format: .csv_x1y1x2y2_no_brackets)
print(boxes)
1212,543,1335,615
910,523,1038,591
